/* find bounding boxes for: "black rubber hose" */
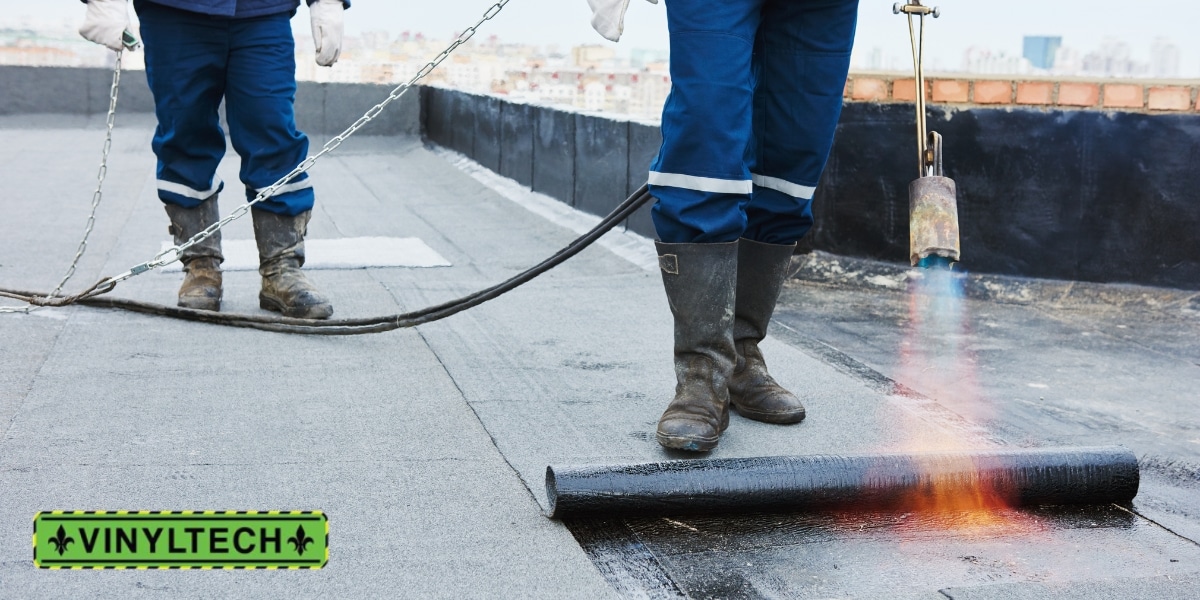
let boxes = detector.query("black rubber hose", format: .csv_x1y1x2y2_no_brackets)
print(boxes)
1,185,654,335
545,446,1140,519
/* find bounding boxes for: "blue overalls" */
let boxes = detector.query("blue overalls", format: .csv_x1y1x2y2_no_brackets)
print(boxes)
131,0,349,216
649,0,859,244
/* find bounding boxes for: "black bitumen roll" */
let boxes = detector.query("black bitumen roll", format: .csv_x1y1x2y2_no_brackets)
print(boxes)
545,446,1139,519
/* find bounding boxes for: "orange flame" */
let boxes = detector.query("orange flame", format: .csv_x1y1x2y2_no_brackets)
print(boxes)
884,269,1039,533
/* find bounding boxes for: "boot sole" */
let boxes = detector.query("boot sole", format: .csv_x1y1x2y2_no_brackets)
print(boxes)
656,431,720,452
178,297,221,312
731,403,806,424
260,294,334,320
656,406,728,453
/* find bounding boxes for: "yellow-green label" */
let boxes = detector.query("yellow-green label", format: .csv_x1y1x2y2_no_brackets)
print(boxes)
33,511,327,569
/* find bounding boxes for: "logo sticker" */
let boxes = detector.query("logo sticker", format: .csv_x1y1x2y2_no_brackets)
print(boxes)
33,511,328,569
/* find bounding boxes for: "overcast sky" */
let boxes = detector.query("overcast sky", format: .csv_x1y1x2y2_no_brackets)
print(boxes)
4,1,1198,76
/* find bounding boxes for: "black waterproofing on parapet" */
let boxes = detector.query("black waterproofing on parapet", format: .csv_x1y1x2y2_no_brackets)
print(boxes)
545,446,1139,519
420,87,1200,289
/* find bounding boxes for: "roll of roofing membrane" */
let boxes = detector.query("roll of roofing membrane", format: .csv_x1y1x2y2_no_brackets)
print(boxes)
546,446,1139,519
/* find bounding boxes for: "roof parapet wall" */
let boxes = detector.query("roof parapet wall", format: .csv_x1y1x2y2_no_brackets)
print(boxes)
0,65,420,136
422,86,1200,291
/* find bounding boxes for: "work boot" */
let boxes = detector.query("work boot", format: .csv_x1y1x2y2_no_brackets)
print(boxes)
655,241,739,452
164,196,223,312
251,209,334,320
728,238,806,424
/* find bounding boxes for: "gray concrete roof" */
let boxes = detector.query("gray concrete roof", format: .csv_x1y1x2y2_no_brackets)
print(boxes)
2,113,1199,598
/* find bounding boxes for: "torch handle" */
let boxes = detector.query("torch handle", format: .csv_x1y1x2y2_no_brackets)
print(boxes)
895,1,940,177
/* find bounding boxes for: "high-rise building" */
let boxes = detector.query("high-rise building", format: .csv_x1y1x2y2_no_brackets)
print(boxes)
1023,36,1062,70
1081,37,1146,78
962,47,1031,75
1150,37,1180,78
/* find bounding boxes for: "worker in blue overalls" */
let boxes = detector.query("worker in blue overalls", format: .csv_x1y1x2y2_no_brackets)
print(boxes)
79,0,349,318
589,0,859,450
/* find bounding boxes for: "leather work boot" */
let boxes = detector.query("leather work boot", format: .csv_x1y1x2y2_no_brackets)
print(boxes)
251,209,334,319
163,196,223,311
728,238,806,424
654,240,739,452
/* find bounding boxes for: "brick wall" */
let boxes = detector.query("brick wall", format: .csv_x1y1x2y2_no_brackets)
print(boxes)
845,73,1200,113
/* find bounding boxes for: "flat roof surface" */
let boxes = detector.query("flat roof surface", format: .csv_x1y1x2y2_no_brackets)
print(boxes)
1,114,1198,598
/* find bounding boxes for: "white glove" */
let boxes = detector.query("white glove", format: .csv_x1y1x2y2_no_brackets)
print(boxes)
310,0,345,67
79,0,136,52
587,0,658,43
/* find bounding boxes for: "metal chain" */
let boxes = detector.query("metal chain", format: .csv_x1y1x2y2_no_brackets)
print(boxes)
101,0,512,290
0,51,125,314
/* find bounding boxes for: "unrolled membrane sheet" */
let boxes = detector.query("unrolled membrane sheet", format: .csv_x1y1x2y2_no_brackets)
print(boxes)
546,446,1139,519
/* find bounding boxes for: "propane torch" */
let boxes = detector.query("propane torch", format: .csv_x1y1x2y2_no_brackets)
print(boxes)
895,1,960,270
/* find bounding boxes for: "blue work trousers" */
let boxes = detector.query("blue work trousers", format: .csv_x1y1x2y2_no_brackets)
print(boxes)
136,0,313,215
649,0,859,244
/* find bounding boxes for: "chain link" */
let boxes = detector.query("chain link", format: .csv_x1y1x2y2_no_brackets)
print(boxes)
0,51,125,314
103,0,512,289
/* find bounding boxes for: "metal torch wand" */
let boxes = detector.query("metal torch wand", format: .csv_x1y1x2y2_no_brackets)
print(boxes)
895,1,960,269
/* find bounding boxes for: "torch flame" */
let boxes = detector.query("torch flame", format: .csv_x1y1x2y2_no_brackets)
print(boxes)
884,267,1040,533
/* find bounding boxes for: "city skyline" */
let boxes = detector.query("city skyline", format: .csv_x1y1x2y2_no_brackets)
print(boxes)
2,1,1200,81
2,1,1198,78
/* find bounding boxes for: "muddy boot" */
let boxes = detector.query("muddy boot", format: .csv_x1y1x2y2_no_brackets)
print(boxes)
728,238,805,424
252,209,333,320
654,241,739,452
163,196,223,311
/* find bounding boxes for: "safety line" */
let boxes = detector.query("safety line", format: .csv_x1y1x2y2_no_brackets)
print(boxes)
0,51,126,315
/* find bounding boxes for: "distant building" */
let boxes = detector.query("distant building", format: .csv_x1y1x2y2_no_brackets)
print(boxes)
500,67,672,118
629,48,669,70
1081,37,1147,78
1023,36,1062,70
866,47,884,71
571,45,617,70
1051,46,1082,76
962,46,1031,75
3,23,672,121
0,26,136,69
1150,37,1180,78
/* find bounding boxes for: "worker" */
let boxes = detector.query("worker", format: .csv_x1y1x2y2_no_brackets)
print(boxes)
78,0,349,318
589,0,860,450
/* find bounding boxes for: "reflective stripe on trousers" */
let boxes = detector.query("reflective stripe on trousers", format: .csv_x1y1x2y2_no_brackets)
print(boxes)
137,0,315,216
649,0,859,244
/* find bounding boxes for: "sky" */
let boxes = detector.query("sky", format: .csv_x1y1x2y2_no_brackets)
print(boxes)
3,1,1198,77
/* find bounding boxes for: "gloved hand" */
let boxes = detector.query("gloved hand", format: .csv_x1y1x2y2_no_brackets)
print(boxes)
310,0,345,67
587,0,658,43
79,0,135,52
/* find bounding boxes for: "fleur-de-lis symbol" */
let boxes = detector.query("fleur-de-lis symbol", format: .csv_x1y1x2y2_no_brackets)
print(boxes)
287,525,314,555
49,525,74,556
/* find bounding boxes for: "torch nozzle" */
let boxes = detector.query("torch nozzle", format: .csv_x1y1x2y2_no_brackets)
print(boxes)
909,175,961,268
916,254,956,270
